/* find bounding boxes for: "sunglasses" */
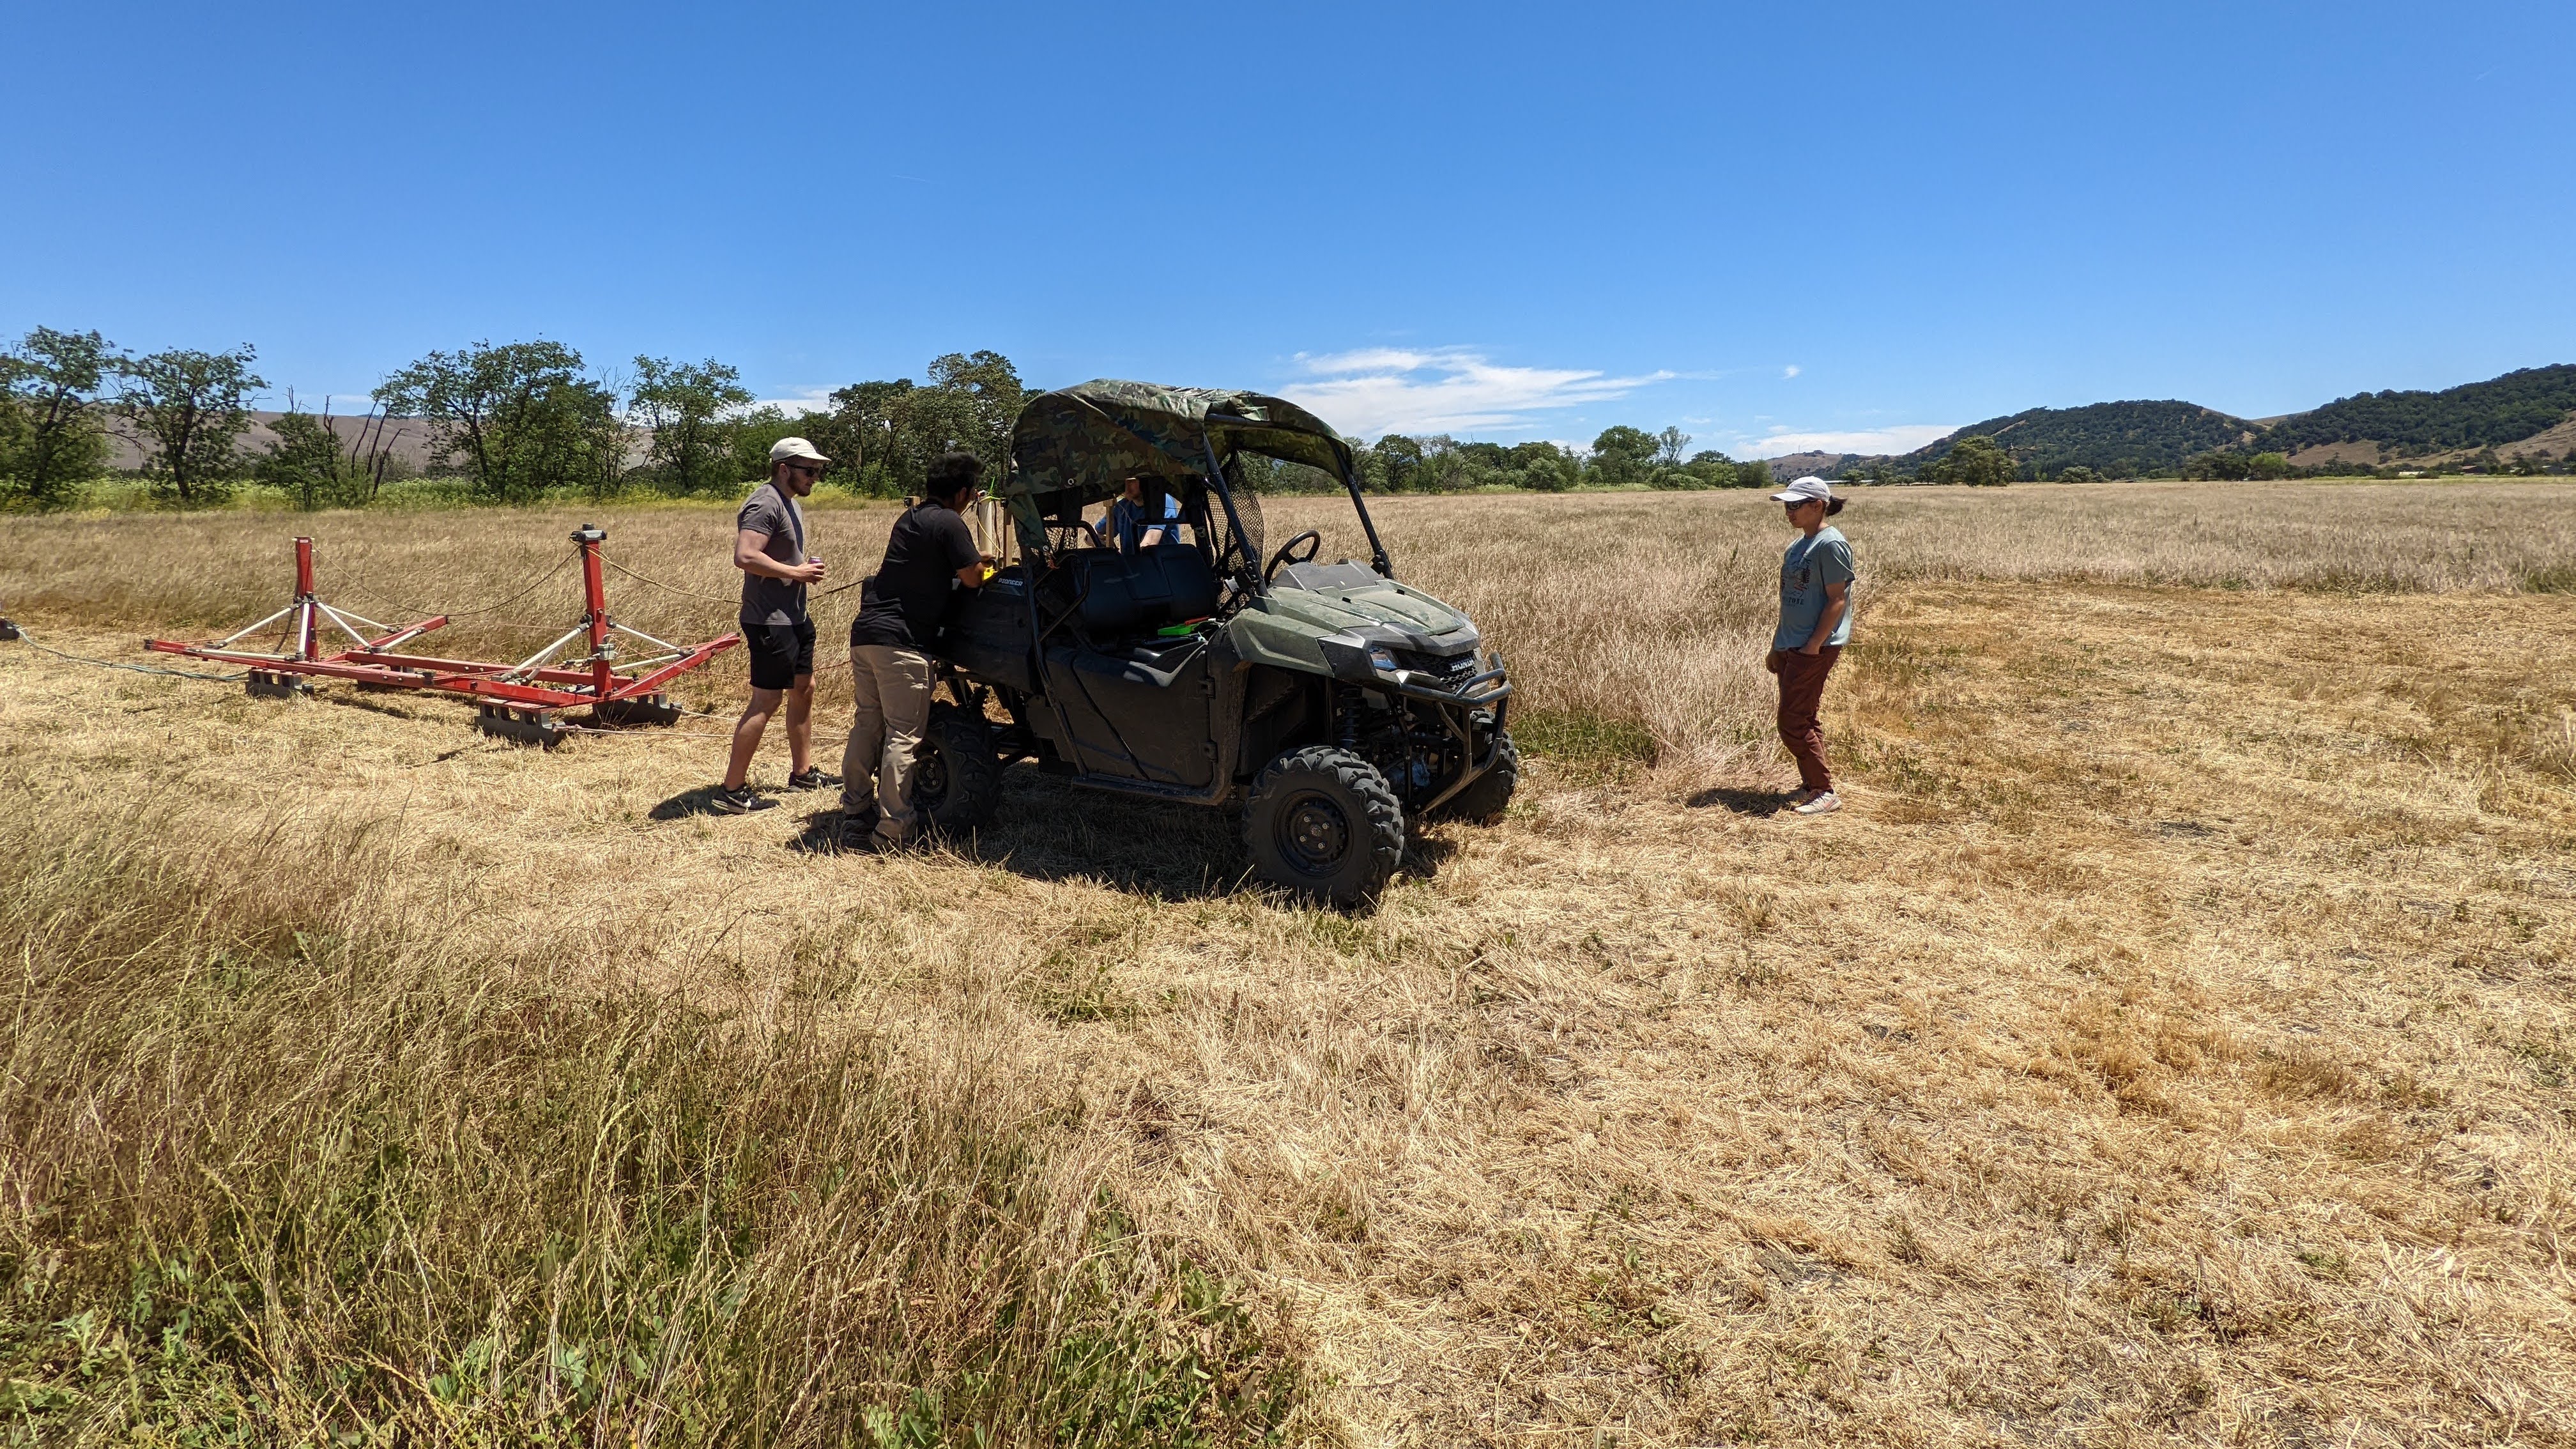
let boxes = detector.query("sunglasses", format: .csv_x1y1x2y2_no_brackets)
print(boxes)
785,463,824,477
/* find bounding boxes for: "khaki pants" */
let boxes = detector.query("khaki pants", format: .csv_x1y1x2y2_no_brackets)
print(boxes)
841,645,934,841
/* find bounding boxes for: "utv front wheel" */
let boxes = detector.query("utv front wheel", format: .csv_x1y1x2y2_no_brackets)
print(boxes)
908,703,1003,831
1243,746,1406,907
1430,730,1518,825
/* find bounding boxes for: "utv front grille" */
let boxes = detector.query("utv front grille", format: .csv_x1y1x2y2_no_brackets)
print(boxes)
1395,649,1485,688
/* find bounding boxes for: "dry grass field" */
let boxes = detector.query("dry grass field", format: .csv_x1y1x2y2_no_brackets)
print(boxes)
3,480,2574,1446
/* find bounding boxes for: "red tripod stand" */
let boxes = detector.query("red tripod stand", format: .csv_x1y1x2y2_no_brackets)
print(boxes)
146,525,739,746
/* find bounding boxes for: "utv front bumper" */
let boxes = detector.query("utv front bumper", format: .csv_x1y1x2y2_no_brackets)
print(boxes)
1333,647,1512,815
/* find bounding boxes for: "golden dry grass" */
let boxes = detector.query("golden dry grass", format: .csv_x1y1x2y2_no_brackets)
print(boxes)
3,480,2574,1445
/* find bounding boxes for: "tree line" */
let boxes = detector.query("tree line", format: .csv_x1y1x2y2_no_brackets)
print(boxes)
1333,426,1779,494
0,328,1048,512
4,326,1811,512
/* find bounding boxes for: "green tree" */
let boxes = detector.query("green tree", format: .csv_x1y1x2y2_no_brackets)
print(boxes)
119,345,265,509
1656,425,1692,468
629,356,753,496
0,326,119,510
375,341,611,502
1733,458,1775,489
2246,451,2292,480
254,396,371,511
724,406,806,485
1415,434,1470,491
797,351,1026,498
1367,434,1423,492
804,378,914,495
1588,425,1659,486
1932,434,2014,486
2055,464,2099,484
916,350,1026,470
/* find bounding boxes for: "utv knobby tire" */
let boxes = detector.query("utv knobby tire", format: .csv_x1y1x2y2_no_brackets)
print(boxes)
1243,746,1406,908
1430,730,1519,825
908,703,1003,831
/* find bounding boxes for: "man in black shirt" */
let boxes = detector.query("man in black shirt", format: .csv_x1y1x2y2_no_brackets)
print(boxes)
839,451,988,849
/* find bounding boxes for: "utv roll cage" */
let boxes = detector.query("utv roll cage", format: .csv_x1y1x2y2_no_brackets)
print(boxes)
1000,379,1392,583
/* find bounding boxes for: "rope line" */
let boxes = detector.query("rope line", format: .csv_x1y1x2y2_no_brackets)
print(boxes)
4,626,249,683
339,550,579,621
597,556,869,671
599,556,738,604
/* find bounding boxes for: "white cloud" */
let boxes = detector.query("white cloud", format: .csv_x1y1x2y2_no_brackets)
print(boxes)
1279,347,1674,438
746,389,834,417
1782,364,1801,378
1741,424,1956,459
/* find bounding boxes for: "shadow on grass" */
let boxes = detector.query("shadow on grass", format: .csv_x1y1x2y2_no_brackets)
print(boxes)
650,785,735,820
786,767,1449,908
1687,786,1789,817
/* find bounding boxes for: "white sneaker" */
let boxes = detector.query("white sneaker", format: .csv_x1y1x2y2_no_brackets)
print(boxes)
1792,790,1841,816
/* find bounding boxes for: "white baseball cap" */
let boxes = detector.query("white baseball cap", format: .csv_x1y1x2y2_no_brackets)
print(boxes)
1769,475,1833,503
769,436,831,465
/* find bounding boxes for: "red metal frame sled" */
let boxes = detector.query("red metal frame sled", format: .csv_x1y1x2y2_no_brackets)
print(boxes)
146,526,739,746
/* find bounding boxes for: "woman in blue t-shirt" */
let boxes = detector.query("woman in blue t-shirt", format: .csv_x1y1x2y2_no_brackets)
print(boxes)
1765,477,1855,815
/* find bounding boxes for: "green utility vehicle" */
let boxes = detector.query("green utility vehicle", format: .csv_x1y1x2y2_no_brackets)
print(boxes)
908,379,1515,905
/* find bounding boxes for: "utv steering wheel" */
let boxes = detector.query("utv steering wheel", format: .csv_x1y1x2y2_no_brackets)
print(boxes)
1263,529,1324,582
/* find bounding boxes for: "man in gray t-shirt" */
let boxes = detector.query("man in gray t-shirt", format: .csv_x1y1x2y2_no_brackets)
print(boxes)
714,438,832,815
738,481,809,629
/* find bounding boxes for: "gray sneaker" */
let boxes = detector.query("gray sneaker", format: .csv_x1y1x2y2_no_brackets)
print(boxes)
1791,790,1841,816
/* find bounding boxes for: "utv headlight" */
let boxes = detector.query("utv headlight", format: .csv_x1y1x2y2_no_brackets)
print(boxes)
1367,647,1398,671
1317,634,1377,680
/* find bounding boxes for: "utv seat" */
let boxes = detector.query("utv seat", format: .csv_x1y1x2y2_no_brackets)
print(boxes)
1062,543,1220,636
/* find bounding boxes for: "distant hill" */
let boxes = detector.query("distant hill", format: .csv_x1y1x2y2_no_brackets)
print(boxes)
105,410,443,473
2260,364,2576,459
1806,363,2575,480
1912,400,2257,478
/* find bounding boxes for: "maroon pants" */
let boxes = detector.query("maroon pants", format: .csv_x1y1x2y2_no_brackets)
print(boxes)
1774,645,1843,792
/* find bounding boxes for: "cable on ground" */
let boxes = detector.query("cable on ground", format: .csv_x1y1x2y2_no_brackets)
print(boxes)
2,624,249,683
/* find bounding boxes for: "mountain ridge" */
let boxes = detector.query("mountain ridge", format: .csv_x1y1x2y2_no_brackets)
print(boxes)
1788,364,2576,480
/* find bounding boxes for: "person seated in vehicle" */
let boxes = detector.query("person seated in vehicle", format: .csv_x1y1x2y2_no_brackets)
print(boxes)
1105,473,1184,555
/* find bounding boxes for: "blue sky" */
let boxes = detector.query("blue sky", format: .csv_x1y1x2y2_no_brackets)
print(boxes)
6,1,2570,456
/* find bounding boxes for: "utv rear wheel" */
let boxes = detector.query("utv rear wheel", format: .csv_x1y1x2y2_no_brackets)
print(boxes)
1243,746,1406,907
908,703,1002,831
1430,730,1518,825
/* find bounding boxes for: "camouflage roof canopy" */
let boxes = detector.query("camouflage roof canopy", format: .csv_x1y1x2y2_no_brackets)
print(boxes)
1006,380,1356,506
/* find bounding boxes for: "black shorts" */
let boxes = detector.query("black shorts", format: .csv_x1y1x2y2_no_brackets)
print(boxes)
746,618,815,691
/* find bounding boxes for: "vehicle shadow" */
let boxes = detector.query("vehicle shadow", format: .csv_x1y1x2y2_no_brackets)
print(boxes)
1687,786,1790,817
785,769,1448,909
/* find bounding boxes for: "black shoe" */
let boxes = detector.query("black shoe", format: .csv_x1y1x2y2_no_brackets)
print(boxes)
710,786,776,815
836,816,881,852
786,767,841,792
